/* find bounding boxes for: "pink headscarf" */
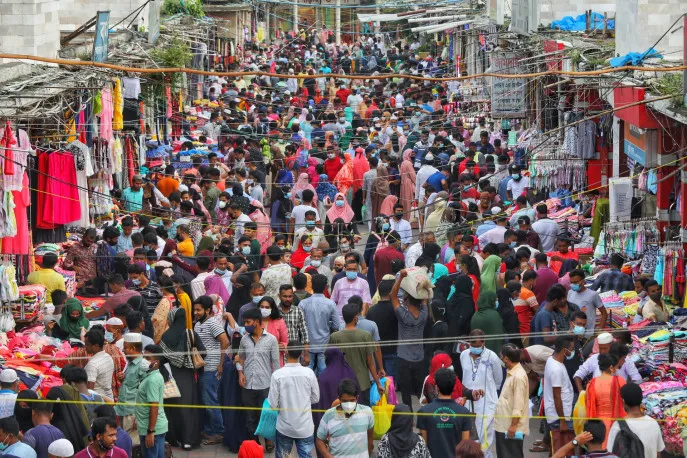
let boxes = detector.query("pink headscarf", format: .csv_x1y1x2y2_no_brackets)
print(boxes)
291,172,318,205
326,192,355,224
352,148,370,191
380,195,398,216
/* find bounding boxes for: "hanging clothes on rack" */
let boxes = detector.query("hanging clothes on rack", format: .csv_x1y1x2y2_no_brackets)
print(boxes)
602,219,660,260
65,140,94,228
528,149,587,191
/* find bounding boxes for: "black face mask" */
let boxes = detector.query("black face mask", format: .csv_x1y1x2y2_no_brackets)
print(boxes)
107,240,118,247
394,213,403,219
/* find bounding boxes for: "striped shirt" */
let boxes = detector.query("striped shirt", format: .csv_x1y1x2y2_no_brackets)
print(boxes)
280,305,310,345
194,318,226,372
316,405,374,458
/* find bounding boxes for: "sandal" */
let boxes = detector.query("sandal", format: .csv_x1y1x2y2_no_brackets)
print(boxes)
265,442,275,453
202,435,223,445
529,444,549,453
533,440,544,446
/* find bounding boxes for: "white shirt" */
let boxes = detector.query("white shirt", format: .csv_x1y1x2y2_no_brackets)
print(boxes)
291,204,321,228
268,363,320,439
347,94,363,111
191,272,213,300
390,218,412,245
607,416,665,458
415,165,439,201
573,353,642,383
478,226,507,249
532,218,561,253
0,391,17,419
233,213,253,247
507,176,530,200
85,350,115,399
293,227,325,251
543,358,573,423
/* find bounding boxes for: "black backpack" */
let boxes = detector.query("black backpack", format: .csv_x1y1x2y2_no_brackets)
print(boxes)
611,420,645,458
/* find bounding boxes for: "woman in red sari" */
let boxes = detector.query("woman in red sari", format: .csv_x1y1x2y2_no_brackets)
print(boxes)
586,353,626,448
290,234,313,270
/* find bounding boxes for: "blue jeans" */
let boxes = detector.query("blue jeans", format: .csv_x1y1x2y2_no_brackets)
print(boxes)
308,352,326,376
139,433,165,458
275,430,314,458
382,353,397,380
200,370,224,436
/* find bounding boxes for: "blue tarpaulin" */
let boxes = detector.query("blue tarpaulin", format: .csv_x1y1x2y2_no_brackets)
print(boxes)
609,48,663,68
551,12,615,31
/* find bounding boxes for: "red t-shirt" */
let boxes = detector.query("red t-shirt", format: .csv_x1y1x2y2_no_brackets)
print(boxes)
324,157,343,182
546,250,579,276
374,246,405,285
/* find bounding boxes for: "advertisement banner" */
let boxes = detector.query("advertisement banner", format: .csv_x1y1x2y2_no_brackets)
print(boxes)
491,52,526,118
148,0,161,44
609,178,633,222
92,11,110,63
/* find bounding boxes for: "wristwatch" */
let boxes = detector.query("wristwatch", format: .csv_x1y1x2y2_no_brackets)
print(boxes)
147,429,155,434
572,439,579,447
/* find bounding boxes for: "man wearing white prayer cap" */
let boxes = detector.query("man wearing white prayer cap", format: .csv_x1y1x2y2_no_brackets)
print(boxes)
48,438,74,458
114,333,146,444
574,332,641,391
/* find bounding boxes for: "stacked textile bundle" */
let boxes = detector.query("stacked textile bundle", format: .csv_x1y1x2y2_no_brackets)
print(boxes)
637,329,674,371
53,267,76,298
641,370,687,455
10,285,46,321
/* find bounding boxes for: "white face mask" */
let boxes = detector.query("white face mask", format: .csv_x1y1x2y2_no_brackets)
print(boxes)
218,201,227,209
341,401,357,413
140,359,151,371
328,153,336,159
260,308,271,318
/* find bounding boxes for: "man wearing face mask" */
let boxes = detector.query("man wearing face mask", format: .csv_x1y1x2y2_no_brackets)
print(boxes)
278,285,310,367
640,280,669,322
323,149,343,182
389,202,412,249
315,379,375,458
568,269,606,338
494,343,530,458
93,226,121,293
293,211,325,252
506,164,530,201
564,311,588,393
543,337,576,455
134,345,168,458
115,333,146,443
299,274,339,376
300,248,332,285
574,335,642,391
373,231,404,284
237,308,280,447
88,274,141,319
72,417,124,458
237,282,265,325
331,259,371,318
459,329,502,458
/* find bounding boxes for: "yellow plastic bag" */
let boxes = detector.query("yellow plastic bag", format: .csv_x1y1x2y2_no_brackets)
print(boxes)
573,390,587,435
372,393,393,439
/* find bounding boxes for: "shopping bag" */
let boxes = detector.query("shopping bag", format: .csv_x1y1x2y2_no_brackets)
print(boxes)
372,393,393,440
255,399,278,442
370,377,386,407
573,391,587,435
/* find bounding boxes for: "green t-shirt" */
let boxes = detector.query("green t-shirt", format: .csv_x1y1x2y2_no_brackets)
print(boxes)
328,329,374,391
135,369,168,436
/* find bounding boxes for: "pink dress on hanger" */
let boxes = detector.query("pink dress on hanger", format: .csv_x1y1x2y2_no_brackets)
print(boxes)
2,173,30,255
44,152,81,225
100,86,114,141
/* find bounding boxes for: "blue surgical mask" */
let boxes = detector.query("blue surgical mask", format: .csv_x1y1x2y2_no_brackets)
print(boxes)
304,246,312,252
252,295,264,304
469,346,483,356
286,192,292,199
495,300,500,310
244,325,256,335
310,260,322,268
382,223,390,231
215,268,227,276
511,174,521,180
306,220,316,228
571,283,581,292
346,271,357,281
573,325,585,336
241,246,251,256
509,241,517,248
105,331,114,343
335,200,345,207
566,349,576,360
132,279,141,286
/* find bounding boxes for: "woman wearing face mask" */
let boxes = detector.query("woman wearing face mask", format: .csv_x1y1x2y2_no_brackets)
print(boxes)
316,174,338,217
325,193,355,231
160,308,203,449
497,286,524,349
585,353,627,449
363,216,391,293
270,186,294,237
215,192,232,226
256,297,288,367
371,161,390,218
460,329,504,458
291,234,314,270
421,353,481,405
471,291,505,355
57,298,90,340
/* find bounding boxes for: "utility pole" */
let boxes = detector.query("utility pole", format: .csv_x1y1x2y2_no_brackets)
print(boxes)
336,0,341,43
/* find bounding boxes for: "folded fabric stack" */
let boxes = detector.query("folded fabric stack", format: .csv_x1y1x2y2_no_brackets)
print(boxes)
77,296,105,314
638,330,673,371
10,285,46,321
53,267,76,298
641,377,687,455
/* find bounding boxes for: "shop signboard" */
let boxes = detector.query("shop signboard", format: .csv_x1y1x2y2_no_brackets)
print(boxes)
623,122,657,166
491,52,526,118
92,11,110,63
609,177,633,222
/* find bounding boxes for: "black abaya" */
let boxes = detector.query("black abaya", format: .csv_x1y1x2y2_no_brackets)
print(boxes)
164,365,202,447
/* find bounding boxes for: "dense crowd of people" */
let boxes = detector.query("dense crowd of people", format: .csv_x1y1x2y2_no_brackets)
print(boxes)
3,30,670,458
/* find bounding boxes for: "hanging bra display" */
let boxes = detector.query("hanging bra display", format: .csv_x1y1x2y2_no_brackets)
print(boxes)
602,219,660,260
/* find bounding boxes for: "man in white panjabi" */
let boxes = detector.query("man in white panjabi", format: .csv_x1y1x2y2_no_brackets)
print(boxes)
460,329,504,458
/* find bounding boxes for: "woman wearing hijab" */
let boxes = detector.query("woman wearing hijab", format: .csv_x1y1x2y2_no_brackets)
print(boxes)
480,246,502,294
400,149,417,218
379,195,398,218
57,298,90,340
204,275,230,317
325,192,355,226
160,308,203,449
195,236,215,257
421,353,478,404
225,274,252,320
339,126,353,150
291,234,314,270
46,386,89,452
447,274,476,339
270,186,293,236
352,147,370,194
377,403,431,458
312,348,358,443
333,152,355,197
291,172,318,206
371,164,390,218
471,291,505,354
316,174,338,204
14,390,38,434
497,286,524,349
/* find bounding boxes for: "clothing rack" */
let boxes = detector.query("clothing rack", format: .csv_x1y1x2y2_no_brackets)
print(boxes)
602,218,660,260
